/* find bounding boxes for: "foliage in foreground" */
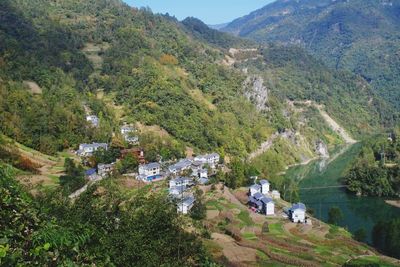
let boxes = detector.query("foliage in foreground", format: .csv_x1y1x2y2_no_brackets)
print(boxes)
0,164,212,266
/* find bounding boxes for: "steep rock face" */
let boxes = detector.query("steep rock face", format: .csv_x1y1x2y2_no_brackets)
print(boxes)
315,140,329,158
243,75,269,112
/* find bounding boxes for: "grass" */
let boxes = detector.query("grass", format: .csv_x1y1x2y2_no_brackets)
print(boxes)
47,175,60,183
268,223,284,235
206,200,224,211
344,256,398,267
242,232,258,240
237,210,253,226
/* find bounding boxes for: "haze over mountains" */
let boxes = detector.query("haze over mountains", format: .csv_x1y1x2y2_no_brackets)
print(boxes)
221,0,400,109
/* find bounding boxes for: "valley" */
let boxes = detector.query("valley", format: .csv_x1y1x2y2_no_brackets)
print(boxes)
0,0,399,266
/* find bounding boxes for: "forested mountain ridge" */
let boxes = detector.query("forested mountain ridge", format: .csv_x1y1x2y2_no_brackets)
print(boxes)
0,0,396,163
221,0,400,109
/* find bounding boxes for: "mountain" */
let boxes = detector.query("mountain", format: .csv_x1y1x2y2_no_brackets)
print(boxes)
181,17,254,48
0,0,396,165
208,22,229,30
221,0,400,109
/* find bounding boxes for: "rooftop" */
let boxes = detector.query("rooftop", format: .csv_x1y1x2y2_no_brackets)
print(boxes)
141,162,160,169
259,179,270,185
291,203,306,211
179,196,195,206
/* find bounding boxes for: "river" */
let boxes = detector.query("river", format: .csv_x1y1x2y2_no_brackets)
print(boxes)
284,143,400,243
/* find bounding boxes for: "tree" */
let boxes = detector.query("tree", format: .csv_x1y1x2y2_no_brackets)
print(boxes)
116,154,139,174
353,228,367,242
59,158,85,194
190,188,206,220
92,148,120,165
373,219,400,258
328,206,343,225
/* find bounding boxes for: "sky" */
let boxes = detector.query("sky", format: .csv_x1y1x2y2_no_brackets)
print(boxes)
124,0,275,25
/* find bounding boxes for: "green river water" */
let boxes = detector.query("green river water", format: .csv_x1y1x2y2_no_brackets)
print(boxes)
284,143,400,242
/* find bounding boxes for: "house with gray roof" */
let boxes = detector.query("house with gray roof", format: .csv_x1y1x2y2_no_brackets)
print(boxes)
259,179,270,194
289,203,306,223
177,195,195,214
138,162,161,182
249,184,261,196
194,153,220,168
248,192,275,216
77,143,108,157
168,159,193,175
169,177,193,188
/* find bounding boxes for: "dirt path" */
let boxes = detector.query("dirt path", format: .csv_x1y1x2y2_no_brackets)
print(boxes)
248,132,279,161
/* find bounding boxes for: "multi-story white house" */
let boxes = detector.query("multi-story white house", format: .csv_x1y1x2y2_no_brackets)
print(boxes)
177,196,195,214
77,143,108,157
169,177,193,188
86,115,99,127
194,153,220,168
249,184,261,196
289,203,306,223
259,179,270,194
168,159,193,175
138,162,161,182
248,192,275,216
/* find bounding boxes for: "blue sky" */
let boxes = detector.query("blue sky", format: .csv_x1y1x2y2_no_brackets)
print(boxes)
124,0,275,25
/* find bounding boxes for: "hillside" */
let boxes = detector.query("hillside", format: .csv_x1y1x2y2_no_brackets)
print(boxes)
221,0,400,109
0,0,397,184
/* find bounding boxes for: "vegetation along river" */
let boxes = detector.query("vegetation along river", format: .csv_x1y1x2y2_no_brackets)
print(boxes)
284,143,400,242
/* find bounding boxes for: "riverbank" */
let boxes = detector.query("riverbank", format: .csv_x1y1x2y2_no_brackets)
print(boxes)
385,200,400,208
285,143,400,243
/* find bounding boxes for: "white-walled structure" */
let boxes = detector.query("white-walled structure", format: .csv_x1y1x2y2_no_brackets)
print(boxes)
138,162,161,182
259,179,270,194
289,203,306,223
177,196,195,214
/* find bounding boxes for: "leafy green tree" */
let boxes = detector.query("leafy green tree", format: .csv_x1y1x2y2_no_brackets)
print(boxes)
373,219,400,258
190,188,206,220
353,228,367,242
59,158,85,194
328,206,343,225
116,154,139,174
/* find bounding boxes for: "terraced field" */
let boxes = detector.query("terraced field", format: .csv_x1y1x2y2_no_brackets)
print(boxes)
201,184,400,266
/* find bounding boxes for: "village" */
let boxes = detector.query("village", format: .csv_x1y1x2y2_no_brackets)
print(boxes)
73,114,309,223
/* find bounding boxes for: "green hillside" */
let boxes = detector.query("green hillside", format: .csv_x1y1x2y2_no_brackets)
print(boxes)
0,0,396,160
222,0,400,109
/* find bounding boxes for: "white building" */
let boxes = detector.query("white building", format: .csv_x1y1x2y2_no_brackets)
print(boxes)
194,153,220,168
86,115,99,127
248,192,275,216
120,125,138,144
249,184,261,196
177,196,195,214
169,177,193,188
98,163,114,177
169,185,187,197
121,125,135,135
261,197,275,215
289,203,306,223
138,162,161,182
77,143,108,157
198,168,208,179
271,190,281,199
259,179,270,194
168,159,193,175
